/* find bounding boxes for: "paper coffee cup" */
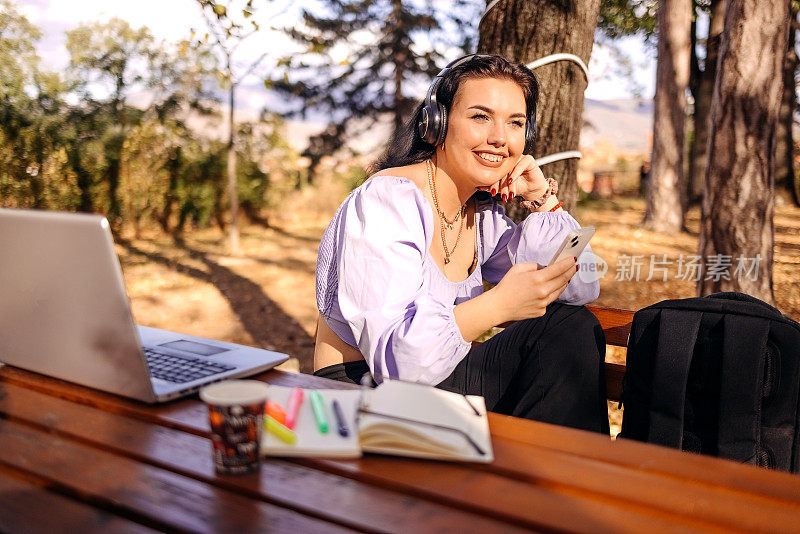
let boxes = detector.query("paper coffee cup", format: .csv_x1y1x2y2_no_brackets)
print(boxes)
200,380,269,475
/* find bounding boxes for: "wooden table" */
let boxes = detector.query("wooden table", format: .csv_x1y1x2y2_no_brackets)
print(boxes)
1,366,800,533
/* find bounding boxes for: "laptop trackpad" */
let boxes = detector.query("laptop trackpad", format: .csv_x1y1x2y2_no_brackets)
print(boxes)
159,339,229,357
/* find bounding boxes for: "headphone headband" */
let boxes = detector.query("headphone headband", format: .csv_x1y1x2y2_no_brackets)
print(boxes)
424,54,493,107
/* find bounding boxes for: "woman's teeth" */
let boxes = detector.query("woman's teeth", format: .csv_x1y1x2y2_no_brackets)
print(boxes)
477,152,503,162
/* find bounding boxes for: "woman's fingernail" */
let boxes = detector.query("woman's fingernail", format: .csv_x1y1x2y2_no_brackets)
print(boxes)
491,188,496,196
576,265,579,272
574,257,577,262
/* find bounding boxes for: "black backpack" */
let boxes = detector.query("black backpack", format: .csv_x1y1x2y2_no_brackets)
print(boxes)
620,292,800,472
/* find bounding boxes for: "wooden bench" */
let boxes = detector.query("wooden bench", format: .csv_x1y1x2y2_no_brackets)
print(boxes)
586,304,634,402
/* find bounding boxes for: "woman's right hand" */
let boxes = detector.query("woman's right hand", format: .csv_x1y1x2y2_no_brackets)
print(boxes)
491,257,578,322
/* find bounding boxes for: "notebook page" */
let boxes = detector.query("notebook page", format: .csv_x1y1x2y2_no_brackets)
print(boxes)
260,386,362,458
359,380,494,463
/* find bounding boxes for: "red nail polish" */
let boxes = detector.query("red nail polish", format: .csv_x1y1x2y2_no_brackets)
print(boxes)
491,188,496,196
576,265,580,272
574,257,577,262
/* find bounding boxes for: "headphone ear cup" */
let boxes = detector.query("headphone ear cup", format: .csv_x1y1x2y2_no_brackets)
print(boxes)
435,103,447,147
524,119,536,154
417,106,432,144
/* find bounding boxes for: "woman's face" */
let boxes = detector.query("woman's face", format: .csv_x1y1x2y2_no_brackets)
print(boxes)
440,77,528,188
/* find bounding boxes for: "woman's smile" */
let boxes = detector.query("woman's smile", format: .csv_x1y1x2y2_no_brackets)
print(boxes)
473,151,507,168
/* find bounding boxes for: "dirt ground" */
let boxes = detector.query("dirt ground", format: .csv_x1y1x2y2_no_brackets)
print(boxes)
118,187,800,434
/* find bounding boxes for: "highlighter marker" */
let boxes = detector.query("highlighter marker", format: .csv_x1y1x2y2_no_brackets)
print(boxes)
265,415,297,444
285,387,304,430
266,401,287,426
309,390,329,433
332,399,349,437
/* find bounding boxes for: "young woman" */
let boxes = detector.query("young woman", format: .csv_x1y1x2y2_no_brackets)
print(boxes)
313,54,608,433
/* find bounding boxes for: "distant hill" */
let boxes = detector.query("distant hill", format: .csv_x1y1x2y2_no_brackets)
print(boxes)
581,98,653,154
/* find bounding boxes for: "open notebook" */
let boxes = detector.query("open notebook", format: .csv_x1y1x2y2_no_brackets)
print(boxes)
261,380,494,463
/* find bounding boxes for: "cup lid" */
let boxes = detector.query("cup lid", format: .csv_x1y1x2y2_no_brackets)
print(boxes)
199,380,269,406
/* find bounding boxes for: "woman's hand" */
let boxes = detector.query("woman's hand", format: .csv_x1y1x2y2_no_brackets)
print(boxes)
490,257,578,322
477,155,548,203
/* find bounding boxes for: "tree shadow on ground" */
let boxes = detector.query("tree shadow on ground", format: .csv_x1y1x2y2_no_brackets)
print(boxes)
117,237,315,373
246,225,322,244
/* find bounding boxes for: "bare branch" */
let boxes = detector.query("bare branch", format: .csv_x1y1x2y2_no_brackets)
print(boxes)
199,5,230,55
232,51,269,85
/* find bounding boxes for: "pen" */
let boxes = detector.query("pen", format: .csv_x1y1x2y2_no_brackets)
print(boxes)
309,390,329,433
265,415,297,444
285,387,304,430
332,399,349,437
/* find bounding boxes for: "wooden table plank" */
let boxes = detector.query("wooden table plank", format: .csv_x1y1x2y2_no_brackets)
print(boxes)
0,467,158,534
485,439,800,533
487,412,800,505
0,419,354,534
308,456,722,533
0,381,535,534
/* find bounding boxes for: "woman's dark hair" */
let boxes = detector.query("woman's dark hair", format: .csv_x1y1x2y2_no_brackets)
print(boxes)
371,54,539,172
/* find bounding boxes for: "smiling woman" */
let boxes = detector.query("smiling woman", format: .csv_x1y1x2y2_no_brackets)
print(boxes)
312,54,608,434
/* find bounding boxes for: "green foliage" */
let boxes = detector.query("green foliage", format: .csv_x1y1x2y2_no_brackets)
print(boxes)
598,0,657,43
0,0,293,236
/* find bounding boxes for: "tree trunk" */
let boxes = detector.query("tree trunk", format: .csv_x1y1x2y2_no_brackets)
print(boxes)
688,0,725,206
775,7,799,207
105,133,125,230
477,0,601,221
68,145,94,213
227,79,240,254
643,0,691,233
697,0,789,302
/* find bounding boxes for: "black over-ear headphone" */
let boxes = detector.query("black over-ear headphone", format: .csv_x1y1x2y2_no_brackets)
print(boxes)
416,54,536,154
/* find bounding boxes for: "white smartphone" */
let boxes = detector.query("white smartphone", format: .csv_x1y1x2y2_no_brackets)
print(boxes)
548,226,596,266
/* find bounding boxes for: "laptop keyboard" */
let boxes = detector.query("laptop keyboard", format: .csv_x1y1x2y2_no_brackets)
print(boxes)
144,348,235,383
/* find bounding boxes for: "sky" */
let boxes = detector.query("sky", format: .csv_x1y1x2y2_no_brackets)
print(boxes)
18,0,657,113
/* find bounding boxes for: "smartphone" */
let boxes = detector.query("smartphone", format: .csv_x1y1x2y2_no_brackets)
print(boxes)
548,226,595,266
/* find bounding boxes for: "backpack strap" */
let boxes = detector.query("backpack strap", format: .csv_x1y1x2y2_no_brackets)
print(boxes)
717,314,770,462
647,308,703,448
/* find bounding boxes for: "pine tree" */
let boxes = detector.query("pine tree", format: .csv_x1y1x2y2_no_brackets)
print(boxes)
271,0,479,181
697,0,790,302
642,0,691,233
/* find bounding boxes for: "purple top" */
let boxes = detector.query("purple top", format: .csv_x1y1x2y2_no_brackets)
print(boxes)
316,175,599,385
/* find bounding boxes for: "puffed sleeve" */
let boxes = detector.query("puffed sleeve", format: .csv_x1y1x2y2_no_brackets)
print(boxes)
480,201,600,305
334,177,472,385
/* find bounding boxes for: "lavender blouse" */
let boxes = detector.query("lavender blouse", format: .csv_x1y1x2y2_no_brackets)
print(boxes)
316,175,599,385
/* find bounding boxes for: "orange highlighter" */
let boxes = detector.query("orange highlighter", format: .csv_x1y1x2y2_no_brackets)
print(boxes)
285,387,304,430
266,401,287,426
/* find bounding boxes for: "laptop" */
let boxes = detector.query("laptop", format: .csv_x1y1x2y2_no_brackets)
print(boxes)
0,208,289,403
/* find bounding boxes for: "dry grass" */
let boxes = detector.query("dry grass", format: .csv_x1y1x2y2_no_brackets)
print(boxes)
118,186,800,434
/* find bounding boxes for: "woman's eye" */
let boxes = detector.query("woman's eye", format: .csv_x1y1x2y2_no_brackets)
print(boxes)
471,113,489,121
511,120,525,128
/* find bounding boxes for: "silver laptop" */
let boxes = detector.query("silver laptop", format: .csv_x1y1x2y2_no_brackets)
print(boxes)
0,208,289,403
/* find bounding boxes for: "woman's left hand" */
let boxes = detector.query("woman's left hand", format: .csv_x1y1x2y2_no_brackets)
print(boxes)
477,155,548,203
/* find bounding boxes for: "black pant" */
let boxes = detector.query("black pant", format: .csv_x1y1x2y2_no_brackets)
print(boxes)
314,303,609,434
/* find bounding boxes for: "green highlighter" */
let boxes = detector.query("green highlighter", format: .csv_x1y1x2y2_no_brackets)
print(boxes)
310,390,329,433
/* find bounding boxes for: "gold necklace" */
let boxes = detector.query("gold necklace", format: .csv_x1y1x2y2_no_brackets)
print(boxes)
426,159,465,230
426,159,467,265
